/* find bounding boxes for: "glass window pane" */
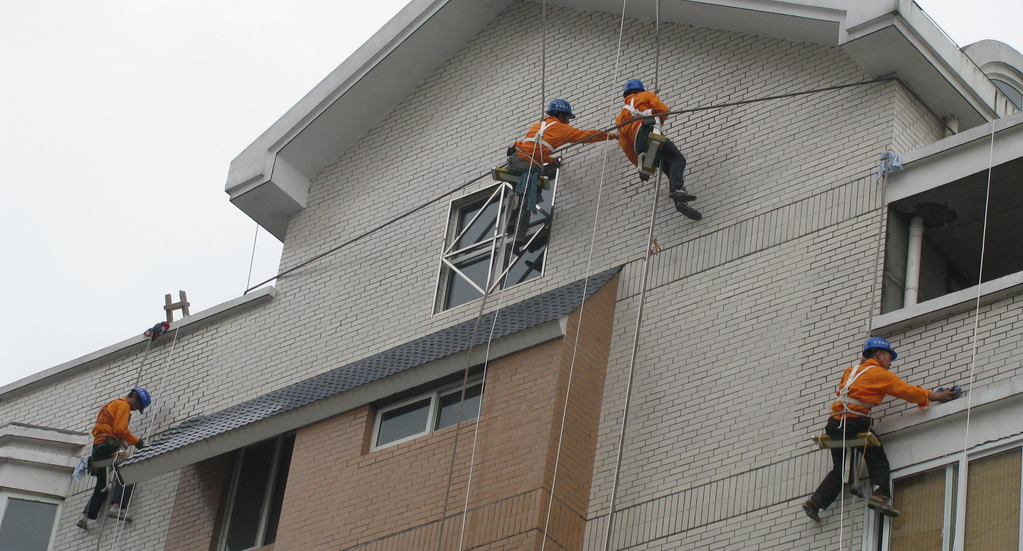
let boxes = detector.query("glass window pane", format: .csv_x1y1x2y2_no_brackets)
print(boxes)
0,498,57,551
224,438,278,551
436,384,482,430
965,448,1021,550
455,200,498,250
377,398,432,446
891,466,954,551
505,235,547,286
445,255,489,309
263,434,295,544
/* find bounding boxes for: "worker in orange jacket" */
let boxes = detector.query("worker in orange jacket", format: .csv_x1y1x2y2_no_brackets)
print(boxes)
802,338,953,522
77,388,151,529
616,79,701,221
506,99,615,240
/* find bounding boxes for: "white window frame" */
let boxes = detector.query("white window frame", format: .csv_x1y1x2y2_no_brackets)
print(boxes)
877,434,1023,551
434,175,558,313
0,491,62,551
218,434,290,551
371,377,484,452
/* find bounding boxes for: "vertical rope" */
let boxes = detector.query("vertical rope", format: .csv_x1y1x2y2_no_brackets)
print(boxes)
950,121,996,551
537,1,630,547
654,0,660,94
245,222,259,294
601,169,662,551
541,0,547,119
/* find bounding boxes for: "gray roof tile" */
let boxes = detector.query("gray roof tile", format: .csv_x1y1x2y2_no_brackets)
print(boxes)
126,268,619,466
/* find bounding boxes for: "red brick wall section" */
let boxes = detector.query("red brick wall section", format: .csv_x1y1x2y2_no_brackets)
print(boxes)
165,453,231,551
268,275,617,551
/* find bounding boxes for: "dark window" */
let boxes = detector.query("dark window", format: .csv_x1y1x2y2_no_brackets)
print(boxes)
436,383,483,431
220,434,295,551
0,497,58,551
376,398,432,447
881,156,1023,313
438,179,556,311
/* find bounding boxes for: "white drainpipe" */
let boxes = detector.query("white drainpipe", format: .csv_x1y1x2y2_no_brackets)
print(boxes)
904,216,924,307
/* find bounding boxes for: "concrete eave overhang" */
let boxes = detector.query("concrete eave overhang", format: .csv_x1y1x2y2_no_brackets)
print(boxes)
224,0,514,241
227,0,1012,240
0,287,277,401
117,318,566,484
885,110,1023,203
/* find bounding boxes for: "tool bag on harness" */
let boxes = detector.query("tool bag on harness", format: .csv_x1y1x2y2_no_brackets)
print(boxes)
623,98,666,177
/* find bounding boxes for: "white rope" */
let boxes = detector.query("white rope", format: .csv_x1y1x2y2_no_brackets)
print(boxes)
950,120,996,550
537,1,630,547
246,222,259,293
107,323,184,551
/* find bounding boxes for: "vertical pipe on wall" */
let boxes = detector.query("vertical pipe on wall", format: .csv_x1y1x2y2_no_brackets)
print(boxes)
904,216,924,307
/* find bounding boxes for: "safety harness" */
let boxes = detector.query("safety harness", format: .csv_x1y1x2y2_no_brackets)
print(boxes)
836,364,875,423
516,119,557,160
622,96,659,138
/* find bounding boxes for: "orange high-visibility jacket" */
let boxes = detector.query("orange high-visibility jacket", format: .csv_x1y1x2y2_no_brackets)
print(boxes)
830,359,930,419
616,91,670,167
92,397,140,446
513,116,611,166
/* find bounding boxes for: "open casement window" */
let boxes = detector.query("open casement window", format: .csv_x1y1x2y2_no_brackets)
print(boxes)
371,377,483,451
883,444,1023,551
880,156,1023,314
0,492,60,551
219,433,295,551
437,177,557,312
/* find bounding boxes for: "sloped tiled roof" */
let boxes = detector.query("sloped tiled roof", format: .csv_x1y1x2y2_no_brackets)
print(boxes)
126,267,619,467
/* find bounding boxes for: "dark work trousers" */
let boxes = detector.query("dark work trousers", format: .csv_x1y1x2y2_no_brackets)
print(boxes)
810,416,891,509
506,152,557,178
635,120,687,193
83,442,135,519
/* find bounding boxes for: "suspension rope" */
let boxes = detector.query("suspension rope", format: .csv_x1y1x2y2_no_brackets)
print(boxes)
600,172,665,551
537,0,629,547
439,75,550,551
541,0,547,119
243,77,896,296
246,222,259,293
105,323,184,551
654,0,660,94
949,120,996,550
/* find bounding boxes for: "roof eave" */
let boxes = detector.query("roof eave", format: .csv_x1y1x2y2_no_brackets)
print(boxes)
224,0,514,241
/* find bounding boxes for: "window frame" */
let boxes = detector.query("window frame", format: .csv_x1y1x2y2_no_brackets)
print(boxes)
434,176,558,313
878,434,1023,551
0,491,61,551
218,434,293,551
370,376,484,452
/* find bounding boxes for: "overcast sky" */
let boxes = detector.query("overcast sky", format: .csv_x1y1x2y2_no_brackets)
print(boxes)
1,1,1021,389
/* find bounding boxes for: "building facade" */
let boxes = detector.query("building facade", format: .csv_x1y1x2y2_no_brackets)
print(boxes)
2,1,1022,550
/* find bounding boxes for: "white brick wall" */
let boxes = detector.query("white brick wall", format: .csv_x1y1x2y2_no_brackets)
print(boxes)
2,2,997,550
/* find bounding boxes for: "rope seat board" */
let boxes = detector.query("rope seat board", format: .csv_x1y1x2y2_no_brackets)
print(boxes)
491,167,550,190
637,131,666,175
813,432,881,449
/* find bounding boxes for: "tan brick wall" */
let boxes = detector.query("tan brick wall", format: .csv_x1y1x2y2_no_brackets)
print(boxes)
165,454,231,551
267,274,617,551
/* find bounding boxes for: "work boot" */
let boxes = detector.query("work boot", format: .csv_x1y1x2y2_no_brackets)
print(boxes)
867,495,900,518
802,499,822,522
668,187,697,202
675,201,703,221
76,514,91,530
107,504,132,522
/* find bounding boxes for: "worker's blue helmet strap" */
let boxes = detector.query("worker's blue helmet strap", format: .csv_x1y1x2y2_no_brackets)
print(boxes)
546,99,576,119
624,78,645,96
862,337,897,361
131,387,152,410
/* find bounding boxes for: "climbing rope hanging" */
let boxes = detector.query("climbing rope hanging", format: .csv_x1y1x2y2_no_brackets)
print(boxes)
437,6,554,547
536,0,631,548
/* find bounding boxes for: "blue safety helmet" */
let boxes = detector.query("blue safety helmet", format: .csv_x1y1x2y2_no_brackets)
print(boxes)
623,78,645,96
130,387,152,411
862,337,897,361
546,99,576,119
